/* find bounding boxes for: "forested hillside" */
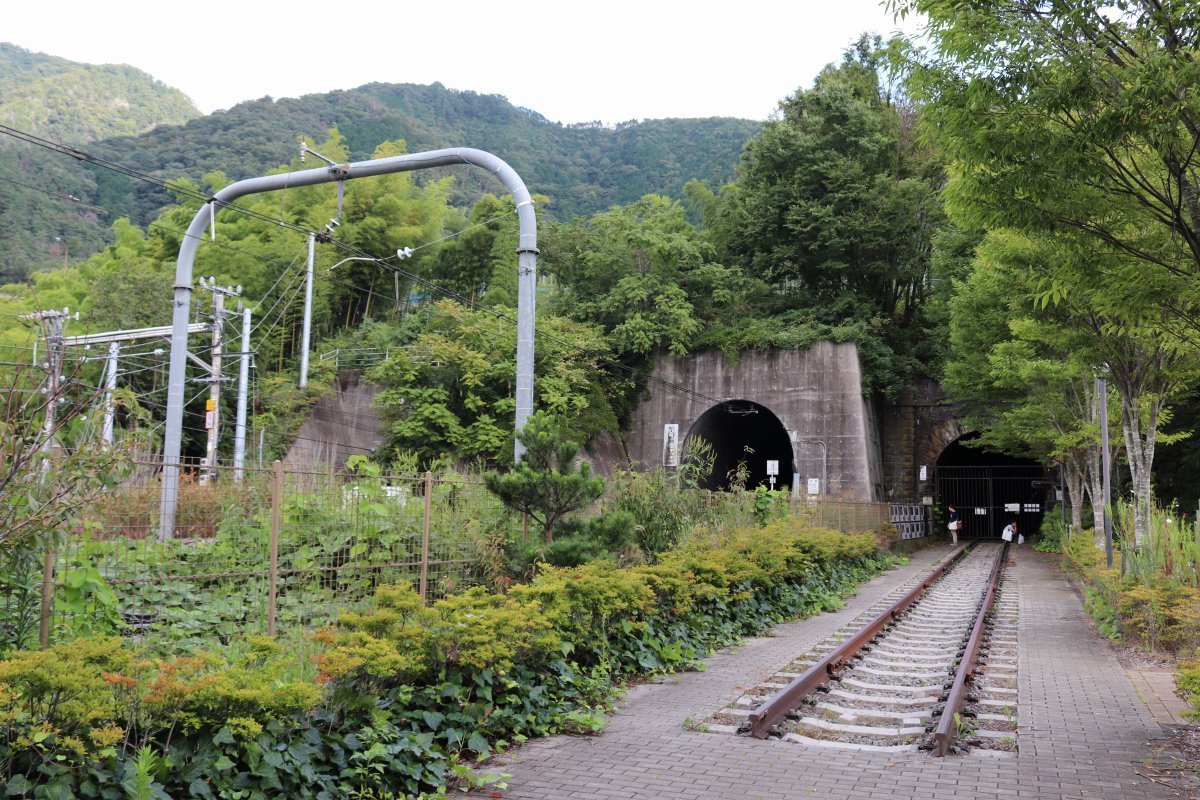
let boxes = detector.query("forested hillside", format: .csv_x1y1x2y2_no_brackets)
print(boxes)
0,55,758,282
0,44,199,142
0,44,202,281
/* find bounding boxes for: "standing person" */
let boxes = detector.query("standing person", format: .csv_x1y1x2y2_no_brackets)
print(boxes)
1002,519,1018,543
947,505,960,545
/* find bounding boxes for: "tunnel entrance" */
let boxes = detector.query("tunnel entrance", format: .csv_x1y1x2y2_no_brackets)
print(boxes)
686,401,794,491
935,434,1050,539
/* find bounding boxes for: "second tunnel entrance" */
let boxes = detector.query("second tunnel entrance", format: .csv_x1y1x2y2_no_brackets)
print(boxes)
686,401,794,491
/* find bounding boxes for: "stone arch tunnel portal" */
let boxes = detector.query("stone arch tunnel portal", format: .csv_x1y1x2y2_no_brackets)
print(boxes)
935,433,1048,539
686,400,795,491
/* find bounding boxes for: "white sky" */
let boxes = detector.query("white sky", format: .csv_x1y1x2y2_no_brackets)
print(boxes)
6,0,923,124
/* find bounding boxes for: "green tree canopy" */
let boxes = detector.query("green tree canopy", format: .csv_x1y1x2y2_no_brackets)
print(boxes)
895,0,1200,333
369,300,616,467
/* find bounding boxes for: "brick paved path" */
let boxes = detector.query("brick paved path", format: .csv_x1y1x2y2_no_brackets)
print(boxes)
470,545,1179,800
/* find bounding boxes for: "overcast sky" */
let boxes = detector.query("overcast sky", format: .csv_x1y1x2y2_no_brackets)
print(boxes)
7,0,923,124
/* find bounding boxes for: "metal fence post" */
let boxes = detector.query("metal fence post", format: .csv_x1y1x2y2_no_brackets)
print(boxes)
268,460,282,637
420,471,433,604
38,547,55,648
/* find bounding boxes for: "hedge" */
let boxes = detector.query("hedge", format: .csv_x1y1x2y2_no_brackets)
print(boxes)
0,519,891,799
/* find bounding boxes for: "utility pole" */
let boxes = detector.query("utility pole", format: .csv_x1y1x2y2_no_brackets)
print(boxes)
198,278,241,485
60,323,210,451
20,307,74,650
20,308,74,472
101,341,119,447
233,305,252,482
299,232,314,388
1097,374,1114,568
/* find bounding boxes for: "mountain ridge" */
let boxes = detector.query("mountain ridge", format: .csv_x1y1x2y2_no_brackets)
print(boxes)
0,45,760,282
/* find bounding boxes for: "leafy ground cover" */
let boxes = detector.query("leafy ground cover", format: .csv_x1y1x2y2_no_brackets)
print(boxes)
0,518,893,798
1058,507,1200,719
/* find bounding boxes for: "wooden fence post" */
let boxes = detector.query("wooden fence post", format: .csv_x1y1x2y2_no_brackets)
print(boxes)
38,547,54,648
268,460,282,637
420,471,433,604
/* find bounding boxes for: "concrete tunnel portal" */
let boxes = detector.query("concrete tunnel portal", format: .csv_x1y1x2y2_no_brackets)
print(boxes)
686,400,795,491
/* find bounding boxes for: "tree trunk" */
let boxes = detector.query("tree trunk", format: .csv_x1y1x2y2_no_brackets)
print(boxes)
1063,453,1085,534
1119,392,1160,547
1085,442,1106,550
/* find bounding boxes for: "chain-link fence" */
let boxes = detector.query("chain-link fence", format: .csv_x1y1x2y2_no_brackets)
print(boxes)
46,459,513,648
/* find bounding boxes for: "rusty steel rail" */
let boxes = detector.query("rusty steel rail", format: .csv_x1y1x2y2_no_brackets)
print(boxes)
932,542,1010,756
748,544,972,739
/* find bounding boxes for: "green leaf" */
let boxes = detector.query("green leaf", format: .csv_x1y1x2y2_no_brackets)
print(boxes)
188,779,214,798
5,775,32,796
467,731,490,756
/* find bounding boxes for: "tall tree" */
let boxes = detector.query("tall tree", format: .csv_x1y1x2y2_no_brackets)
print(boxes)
945,229,1195,542
895,0,1200,333
370,300,615,467
711,36,947,394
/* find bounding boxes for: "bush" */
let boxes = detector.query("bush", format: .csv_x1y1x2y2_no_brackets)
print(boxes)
1035,514,1069,553
1062,528,1200,655
0,516,893,798
1116,578,1200,653
1176,660,1200,720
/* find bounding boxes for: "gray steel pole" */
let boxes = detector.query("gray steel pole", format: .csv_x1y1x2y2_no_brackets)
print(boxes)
159,148,537,539
299,233,314,389
515,240,535,461
102,341,119,446
1098,376,1114,568
201,290,226,486
233,306,251,482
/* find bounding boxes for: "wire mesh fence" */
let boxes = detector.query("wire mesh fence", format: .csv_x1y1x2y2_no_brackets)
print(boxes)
49,459,514,648
25,460,916,650
790,498,926,540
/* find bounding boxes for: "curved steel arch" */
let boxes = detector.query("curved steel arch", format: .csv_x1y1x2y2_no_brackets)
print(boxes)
159,147,537,538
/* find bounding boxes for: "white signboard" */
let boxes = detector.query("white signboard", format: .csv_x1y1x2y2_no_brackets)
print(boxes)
975,507,987,515
919,465,927,481
807,478,820,495
766,460,779,476
663,424,679,467
1004,502,1020,512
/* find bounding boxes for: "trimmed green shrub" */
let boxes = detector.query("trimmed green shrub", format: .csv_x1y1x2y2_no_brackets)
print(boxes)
0,517,893,798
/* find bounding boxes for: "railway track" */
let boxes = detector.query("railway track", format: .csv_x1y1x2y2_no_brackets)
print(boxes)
703,543,1016,755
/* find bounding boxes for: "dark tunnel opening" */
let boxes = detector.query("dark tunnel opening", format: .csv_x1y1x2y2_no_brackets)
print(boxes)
686,401,794,491
935,433,1050,539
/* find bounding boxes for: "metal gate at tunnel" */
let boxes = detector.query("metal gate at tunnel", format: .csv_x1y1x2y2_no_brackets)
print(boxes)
934,466,1050,539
